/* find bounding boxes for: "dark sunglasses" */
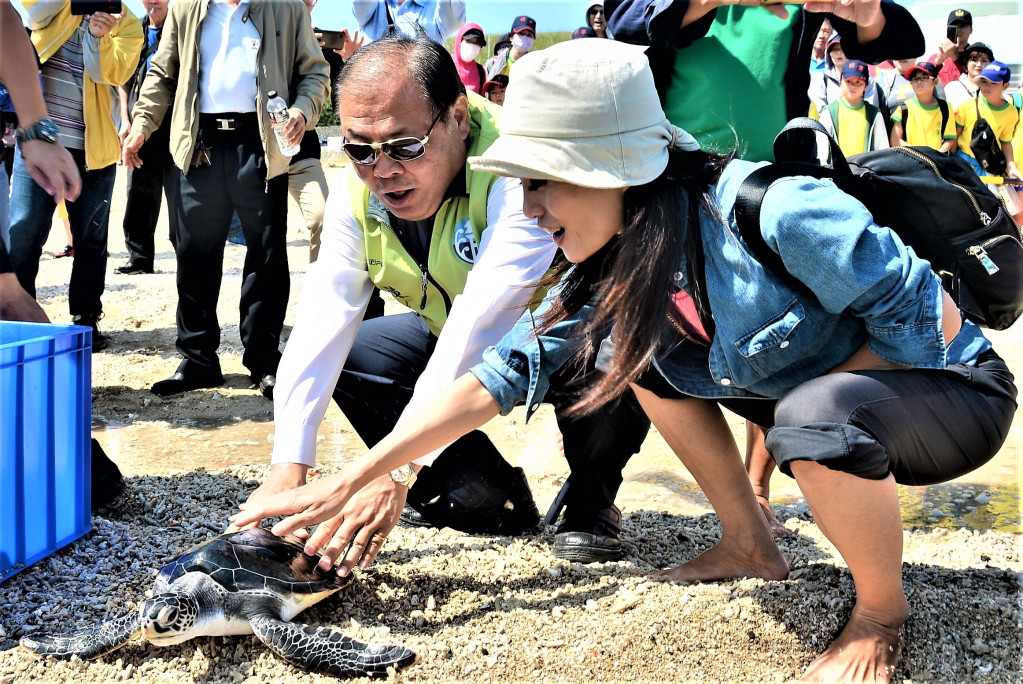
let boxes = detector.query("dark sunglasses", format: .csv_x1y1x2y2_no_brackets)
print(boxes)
342,108,445,165
588,6,603,14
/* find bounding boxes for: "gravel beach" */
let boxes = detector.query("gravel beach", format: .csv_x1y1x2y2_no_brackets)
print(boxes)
1,165,1021,683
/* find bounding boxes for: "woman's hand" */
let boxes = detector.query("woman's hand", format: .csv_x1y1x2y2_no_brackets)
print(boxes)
228,473,355,540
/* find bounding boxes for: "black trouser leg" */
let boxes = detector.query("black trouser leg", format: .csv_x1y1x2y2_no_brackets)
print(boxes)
173,124,288,378
122,116,173,267
547,348,651,522
331,312,539,533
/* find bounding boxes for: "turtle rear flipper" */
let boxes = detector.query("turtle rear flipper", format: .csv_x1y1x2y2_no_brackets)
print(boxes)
250,614,416,677
20,611,142,660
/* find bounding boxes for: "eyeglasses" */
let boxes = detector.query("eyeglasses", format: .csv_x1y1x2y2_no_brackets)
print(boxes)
342,108,445,165
909,76,933,83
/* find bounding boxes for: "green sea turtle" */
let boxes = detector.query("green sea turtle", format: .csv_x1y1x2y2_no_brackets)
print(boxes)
20,528,416,677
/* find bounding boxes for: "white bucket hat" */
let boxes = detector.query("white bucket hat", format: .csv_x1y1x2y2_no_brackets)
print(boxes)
469,38,700,189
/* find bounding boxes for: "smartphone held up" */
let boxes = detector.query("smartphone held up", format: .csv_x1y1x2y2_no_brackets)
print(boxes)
70,0,121,14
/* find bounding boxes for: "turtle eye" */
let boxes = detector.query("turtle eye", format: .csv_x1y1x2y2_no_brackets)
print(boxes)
157,605,179,627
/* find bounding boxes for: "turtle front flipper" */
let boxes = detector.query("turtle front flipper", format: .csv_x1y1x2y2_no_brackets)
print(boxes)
250,613,416,677
20,610,142,660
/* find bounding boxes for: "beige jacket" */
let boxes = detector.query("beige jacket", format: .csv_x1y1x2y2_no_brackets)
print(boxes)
130,0,328,179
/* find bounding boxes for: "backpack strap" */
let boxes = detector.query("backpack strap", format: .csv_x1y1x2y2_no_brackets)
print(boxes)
864,102,881,152
899,103,909,131
734,163,833,294
827,100,841,141
734,117,850,293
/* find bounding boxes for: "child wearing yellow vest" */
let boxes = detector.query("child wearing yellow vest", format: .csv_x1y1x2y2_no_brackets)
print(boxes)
954,61,1020,179
889,61,956,152
816,60,889,163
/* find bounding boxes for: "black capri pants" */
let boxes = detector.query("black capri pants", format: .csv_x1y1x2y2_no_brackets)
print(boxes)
635,350,1016,486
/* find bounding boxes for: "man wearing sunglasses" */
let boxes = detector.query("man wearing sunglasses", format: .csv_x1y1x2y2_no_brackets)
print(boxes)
235,33,651,573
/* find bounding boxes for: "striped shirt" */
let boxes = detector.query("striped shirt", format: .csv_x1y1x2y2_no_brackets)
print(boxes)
41,21,87,150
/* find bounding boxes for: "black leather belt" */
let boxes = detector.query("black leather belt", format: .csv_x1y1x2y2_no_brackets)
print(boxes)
198,112,258,132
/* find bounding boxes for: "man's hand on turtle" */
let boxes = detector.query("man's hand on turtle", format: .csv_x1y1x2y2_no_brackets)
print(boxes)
226,462,310,533
302,475,406,576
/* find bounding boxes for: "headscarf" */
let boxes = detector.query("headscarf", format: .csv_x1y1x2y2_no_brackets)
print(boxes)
453,23,486,95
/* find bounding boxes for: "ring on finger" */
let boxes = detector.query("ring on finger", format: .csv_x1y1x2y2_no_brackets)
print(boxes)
371,533,387,544
351,540,365,549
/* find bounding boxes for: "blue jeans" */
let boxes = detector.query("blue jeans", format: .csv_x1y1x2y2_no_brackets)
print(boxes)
8,147,115,315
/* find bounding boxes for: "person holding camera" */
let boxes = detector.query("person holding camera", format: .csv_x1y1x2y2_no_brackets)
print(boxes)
8,0,142,351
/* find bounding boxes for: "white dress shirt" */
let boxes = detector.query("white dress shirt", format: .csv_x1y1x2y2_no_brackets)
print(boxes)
198,0,260,113
271,175,557,468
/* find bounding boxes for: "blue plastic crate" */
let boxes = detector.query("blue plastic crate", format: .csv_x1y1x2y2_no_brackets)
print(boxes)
0,322,92,583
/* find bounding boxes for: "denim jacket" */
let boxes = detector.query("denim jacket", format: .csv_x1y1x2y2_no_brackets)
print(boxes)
471,159,992,420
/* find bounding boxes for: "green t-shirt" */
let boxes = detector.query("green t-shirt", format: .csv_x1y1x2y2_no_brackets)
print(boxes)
665,6,798,162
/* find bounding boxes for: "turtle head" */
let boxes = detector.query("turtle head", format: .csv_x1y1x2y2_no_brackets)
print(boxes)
140,594,200,645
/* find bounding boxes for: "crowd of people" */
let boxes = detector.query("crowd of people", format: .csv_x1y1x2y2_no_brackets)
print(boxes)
1,1,1021,682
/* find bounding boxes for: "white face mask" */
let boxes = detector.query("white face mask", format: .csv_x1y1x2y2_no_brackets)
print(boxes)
460,42,482,62
511,33,534,52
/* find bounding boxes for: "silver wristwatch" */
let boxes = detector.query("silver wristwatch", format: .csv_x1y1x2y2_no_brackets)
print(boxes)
15,118,60,145
389,463,418,488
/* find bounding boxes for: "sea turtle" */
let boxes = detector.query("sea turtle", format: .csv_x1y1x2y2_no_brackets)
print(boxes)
20,528,416,677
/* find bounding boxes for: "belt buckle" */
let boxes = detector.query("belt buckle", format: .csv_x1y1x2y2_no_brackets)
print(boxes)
215,118,235,131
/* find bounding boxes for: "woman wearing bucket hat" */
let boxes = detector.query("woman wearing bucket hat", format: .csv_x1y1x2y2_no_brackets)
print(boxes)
231,40,1017,682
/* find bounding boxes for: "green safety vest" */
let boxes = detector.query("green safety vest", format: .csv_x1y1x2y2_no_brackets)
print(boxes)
347,93,502,336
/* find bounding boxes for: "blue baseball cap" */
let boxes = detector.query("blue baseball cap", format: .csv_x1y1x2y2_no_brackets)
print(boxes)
572,26,597,39
841,60,869,82
977,61,1011,85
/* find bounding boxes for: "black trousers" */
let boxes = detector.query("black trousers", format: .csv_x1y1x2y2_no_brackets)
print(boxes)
122,113,176,266
172,119,289,378
332,312,650,515
636,349,1017,486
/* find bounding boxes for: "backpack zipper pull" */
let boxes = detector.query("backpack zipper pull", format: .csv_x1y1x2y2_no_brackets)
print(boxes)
978,211,992,226
420,269,428,310
968,245,1000,275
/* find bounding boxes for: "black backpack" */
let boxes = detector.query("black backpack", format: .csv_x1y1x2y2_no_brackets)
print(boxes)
970,94,1009,176
735,117,1023,330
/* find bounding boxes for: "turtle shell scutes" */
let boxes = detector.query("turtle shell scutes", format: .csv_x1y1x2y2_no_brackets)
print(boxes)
156,528,351,596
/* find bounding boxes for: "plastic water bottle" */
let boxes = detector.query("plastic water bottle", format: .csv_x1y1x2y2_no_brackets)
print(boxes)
267,90,300,157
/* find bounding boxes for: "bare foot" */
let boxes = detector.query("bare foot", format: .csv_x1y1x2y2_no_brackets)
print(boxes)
652,535,789,583
800,604,908,683
757,495,795,539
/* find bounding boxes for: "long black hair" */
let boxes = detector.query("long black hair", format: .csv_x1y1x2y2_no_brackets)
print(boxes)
534,147,734,416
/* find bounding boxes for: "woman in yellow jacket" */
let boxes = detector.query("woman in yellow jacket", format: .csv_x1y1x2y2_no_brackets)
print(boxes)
8,0,142,350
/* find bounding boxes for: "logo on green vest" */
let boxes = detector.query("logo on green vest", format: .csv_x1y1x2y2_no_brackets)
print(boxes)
453,218,478,264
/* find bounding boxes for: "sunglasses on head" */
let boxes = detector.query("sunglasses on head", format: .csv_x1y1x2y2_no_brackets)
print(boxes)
342,108,445,165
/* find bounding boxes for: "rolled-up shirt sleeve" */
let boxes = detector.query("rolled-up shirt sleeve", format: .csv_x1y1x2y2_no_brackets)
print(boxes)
758,175,946,368
271,182,376,467
400,176,556,466
471,284,595,420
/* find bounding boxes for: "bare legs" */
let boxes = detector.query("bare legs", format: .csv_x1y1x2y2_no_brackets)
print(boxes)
632,385,788,583
790,461,908,683
744,420,794,539
631,383,907,681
